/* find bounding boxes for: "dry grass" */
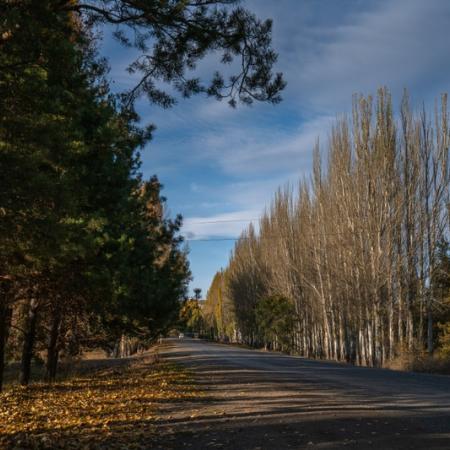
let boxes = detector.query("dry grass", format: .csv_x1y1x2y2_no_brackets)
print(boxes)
386,350,450,375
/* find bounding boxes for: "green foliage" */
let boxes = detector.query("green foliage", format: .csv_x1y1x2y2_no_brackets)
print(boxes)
434,243,450,357
227,225,269,345
438,321,450,356
255,295,295,352
64,0,286,109
0,0,190,387
179,299,204,334
0,0,282,388
204,270,236,341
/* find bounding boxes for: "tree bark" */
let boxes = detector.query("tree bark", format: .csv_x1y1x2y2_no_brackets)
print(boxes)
46,307,62,381
0,301,12,392
427,304,434,354
20,298,39,386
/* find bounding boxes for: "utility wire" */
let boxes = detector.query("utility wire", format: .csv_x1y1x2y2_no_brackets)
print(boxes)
183,218,259,224
182,231,386,242
183,237,239,242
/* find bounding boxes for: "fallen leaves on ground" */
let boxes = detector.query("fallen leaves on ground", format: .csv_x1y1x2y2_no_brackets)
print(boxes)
0,359,197,449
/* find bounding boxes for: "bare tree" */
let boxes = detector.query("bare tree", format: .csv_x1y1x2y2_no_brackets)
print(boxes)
213,89,450,367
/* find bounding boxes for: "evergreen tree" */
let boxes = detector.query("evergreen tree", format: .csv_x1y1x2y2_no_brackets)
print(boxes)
0,0,283,388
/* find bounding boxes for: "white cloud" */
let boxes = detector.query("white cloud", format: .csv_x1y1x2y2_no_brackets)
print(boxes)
182,210,261,239
181,173,304,240
189,182,200,193
221,175,301,210
197,115,333,175
195,99,242,121
282,0,450,110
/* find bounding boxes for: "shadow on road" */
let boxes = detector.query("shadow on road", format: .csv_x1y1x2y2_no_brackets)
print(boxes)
152,339,450,450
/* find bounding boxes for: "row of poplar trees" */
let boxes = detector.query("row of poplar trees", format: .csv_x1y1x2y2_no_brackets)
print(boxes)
206,89,450,367
0,3,191,390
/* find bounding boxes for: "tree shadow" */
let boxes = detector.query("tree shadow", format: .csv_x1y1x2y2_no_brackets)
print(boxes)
3,340,450,449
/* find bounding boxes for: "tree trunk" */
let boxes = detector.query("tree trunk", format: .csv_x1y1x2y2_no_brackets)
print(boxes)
46,307,62,381
20,298,39,386
427,303,433,354
0,304,6,393
0,301,12,392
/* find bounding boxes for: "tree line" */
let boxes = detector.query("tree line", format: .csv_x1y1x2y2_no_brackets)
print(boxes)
0,2,191,390
0,1,284,390
205,89,450,368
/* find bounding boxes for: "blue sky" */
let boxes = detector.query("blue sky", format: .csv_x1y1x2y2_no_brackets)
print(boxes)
101,0,450,297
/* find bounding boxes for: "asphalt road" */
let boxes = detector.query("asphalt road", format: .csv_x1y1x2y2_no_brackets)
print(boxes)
155,338,450,450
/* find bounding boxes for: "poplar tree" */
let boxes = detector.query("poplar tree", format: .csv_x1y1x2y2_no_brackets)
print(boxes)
215,89,450,368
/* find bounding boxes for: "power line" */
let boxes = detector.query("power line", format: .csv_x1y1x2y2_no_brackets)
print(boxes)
182,231,384,242
184,237,239,242
183,218,259,224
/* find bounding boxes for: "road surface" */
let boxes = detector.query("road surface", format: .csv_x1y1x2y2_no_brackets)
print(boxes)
154,338,450,449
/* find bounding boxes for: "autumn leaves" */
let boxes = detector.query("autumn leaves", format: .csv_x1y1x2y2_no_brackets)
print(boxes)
0,358,196,449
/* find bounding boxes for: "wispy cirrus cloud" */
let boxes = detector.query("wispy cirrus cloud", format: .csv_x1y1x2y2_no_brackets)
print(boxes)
264,0,450,111
192,115,334,176
182,210,260,240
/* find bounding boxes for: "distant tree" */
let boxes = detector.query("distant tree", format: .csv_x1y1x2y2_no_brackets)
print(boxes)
179,299,203,334
193,288,202,301
255,295,295,352
433,242,450,356
203,270,236,341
